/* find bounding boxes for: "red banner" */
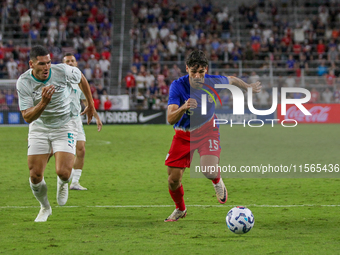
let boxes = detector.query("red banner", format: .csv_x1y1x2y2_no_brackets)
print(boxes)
277,104,340,123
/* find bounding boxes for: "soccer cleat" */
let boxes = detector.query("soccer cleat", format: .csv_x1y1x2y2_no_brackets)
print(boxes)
57,177,69,206
34,207,52,222
213,178,228,204
70,182,87,190
164,208,187,222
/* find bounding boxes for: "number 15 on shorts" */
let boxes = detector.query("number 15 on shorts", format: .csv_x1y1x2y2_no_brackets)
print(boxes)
208,139,219,151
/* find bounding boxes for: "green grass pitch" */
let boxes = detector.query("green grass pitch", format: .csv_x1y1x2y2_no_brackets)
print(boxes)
0,124,340,254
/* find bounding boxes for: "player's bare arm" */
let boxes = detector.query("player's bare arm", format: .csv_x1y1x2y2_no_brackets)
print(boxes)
82,99,103,131
167,98,197,125
21,85,55,123
78,73,95,124
228,76,262,93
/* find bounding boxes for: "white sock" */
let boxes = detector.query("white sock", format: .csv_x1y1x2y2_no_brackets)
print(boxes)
72,169,82,183
57,172,73,185
29,178,50,209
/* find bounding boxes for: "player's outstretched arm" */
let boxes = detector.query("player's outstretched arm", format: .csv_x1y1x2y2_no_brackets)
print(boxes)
228,76,262,93
21,85,55,123
167,98,197,125
82,99,102,131
78,74,95,124
94,111,103,131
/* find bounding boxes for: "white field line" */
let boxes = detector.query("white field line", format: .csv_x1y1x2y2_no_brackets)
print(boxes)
1,204,340,209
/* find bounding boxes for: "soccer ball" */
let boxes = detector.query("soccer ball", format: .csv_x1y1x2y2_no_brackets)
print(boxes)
226,206,255,234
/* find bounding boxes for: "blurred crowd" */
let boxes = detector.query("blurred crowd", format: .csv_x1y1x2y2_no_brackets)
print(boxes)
128,0,340,107
0,0,112,83
1,0,340,111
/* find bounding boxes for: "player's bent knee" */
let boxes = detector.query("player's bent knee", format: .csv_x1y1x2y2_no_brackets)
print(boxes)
29,171,44,183
57,170,72,181
55,165,73,181
168,176,182,189
76,146,85,158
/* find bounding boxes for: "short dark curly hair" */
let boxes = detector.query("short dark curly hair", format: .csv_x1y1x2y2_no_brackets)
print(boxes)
185,50,209,69
29,45,49,60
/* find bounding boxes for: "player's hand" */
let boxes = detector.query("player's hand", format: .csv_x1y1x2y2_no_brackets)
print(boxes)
81,105,95,125
184,98,197,110
96,116,103,132
41,85,55,105
250,81,262,93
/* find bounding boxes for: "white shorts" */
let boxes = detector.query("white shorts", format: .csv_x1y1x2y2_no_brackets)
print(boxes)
28,118,78,155
75,116,86,142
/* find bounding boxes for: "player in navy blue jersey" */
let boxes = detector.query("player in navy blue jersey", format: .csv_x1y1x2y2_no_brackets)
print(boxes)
164,50,261,222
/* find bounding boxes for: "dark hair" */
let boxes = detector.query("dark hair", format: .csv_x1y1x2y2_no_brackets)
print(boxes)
185,50,209,69
30,45,49,60
64,53,74,58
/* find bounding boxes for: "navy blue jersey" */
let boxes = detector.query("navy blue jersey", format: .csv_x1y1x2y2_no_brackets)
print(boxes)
168,74,229,131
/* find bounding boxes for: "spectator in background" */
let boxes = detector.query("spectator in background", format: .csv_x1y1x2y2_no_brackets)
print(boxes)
19,12,30,35
0,59,6,79
151,49,160,63
159,81,169,97
93,64,103,84
130,65,138,77
30,26,40,41
310,88,320,103
77,58,87,72
147,82,159,97
83,63,93,83
257,89,270,107
5,89,15,107
47,25,58,42
88,54,98,70
93,92,101,110
147,95,155,110
96,84,107,96
124,71,135,94
333,87,340,103
90,83,97,95
145,71,155,89
17,60,27,76
135,72,146,92
322,88,333,103
98,55,110,77
136,92,145,110
325,69,336,86
170,64,182,80
251,39,261,55
189,31,199,48
0,92,9,110
327,46,339,63
317,60,328,76
148,23,159,41
167,37,178,61
104,96,112,110
6,58,18,79
286,54,295,73
285,74,296,87
249,71,260,84
316,39,326,56
220,90,230,109
12,46,21,61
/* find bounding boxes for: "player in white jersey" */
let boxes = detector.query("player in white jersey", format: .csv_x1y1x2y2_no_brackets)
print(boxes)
16,45,95,222
63,53,103,190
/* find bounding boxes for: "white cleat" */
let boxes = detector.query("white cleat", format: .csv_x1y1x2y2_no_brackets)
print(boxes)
213,178,228,204
34,207,52,222
70,182,87,190
164,208,187,222
57,177,69,206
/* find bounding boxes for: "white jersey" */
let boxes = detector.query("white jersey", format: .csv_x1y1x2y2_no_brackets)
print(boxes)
16,64,82,128
69,83,86,117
